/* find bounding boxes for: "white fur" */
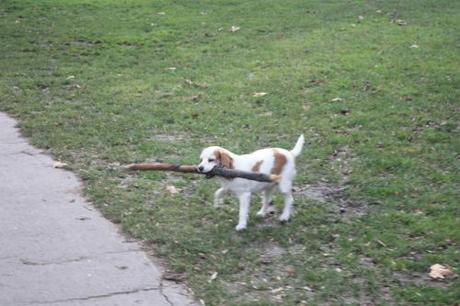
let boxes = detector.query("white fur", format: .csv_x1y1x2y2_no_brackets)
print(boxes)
197,135,304,231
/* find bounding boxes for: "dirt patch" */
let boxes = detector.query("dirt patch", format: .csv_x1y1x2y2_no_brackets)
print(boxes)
392,271,450,288
293,183,367,219
293,184,347,203
328,145,354,184
259,241,286,265
222,241,312,305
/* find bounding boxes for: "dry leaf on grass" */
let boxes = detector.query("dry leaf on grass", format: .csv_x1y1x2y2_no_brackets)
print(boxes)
184,79,208,89
208,271,218,283
302,286,313,292
331,97,343,102
184,79,194,86
429,264,454,280
165,185,180,194
53,161,68,169
230,25,240,32
271,287,284,294
285,266,297,277
253,92,267,97
162,271,186,282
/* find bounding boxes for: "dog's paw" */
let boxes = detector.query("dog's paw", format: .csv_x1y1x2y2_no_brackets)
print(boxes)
279,214,290,223
235,223,247,231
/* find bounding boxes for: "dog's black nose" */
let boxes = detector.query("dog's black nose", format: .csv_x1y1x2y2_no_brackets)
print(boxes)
198,166,204,172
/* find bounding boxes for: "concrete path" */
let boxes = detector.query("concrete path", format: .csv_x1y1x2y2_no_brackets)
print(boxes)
0,113,197,306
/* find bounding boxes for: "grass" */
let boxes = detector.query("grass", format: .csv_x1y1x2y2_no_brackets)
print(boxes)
1,0,459,304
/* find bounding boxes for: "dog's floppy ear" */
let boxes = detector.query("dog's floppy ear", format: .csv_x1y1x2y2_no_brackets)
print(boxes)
215,149,234,169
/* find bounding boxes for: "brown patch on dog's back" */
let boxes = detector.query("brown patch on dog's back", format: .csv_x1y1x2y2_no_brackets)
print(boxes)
251,160,263,172
271,150,287,175
215,149,234,169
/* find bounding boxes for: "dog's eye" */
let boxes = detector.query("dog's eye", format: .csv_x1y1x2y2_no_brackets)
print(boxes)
208,158,215,162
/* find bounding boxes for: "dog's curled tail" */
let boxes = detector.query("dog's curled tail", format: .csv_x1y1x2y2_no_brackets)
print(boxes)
290,134,305,157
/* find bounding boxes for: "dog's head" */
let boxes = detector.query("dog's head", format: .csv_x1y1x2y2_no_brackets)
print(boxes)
197,146,234,173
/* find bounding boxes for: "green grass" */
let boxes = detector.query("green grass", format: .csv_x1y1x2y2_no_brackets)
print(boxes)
1,0,459,305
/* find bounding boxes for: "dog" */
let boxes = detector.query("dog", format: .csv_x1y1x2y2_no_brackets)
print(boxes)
197,135,304,231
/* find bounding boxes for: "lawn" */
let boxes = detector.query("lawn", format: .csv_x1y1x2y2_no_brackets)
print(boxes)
1,0,459,305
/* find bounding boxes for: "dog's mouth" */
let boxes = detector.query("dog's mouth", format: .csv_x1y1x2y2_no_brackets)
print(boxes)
197,166,211,173
197,165,217,177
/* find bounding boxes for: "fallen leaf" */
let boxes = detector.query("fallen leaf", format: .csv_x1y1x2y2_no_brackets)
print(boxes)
358,15,364,21
410,44,419,48
230,25,240,32
166,185,179,194
66,75,75,80
285,266,296,277
253,92,267,97
53,161,68,168
157,12,166,16
208,271,218,283
259,255,273,265
189,95,201,101
271,287,284,294
395,19,407,26
376,239,387,247
162,271,186,282
331,97,343,102
166,67,176,71
69,84,81,89
184,79,194,86
183,79,208,89
429,264,454,280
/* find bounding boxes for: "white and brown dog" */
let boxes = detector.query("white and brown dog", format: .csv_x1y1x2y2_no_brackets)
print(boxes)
197,135,304,231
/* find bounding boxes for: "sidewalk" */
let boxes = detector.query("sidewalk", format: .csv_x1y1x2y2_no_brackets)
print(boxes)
0,113,197,306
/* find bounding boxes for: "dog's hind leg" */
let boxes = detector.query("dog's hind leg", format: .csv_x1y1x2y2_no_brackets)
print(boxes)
256,188,273,217
278,180,294,222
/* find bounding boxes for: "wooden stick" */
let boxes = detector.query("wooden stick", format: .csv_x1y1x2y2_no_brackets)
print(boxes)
125,162,281,183
126,163,197,173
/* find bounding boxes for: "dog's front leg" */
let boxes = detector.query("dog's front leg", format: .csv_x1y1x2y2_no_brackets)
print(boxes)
213,187,226,208
236,192,251,231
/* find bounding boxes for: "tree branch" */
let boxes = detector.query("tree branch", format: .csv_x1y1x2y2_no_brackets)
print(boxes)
125,162,280,183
